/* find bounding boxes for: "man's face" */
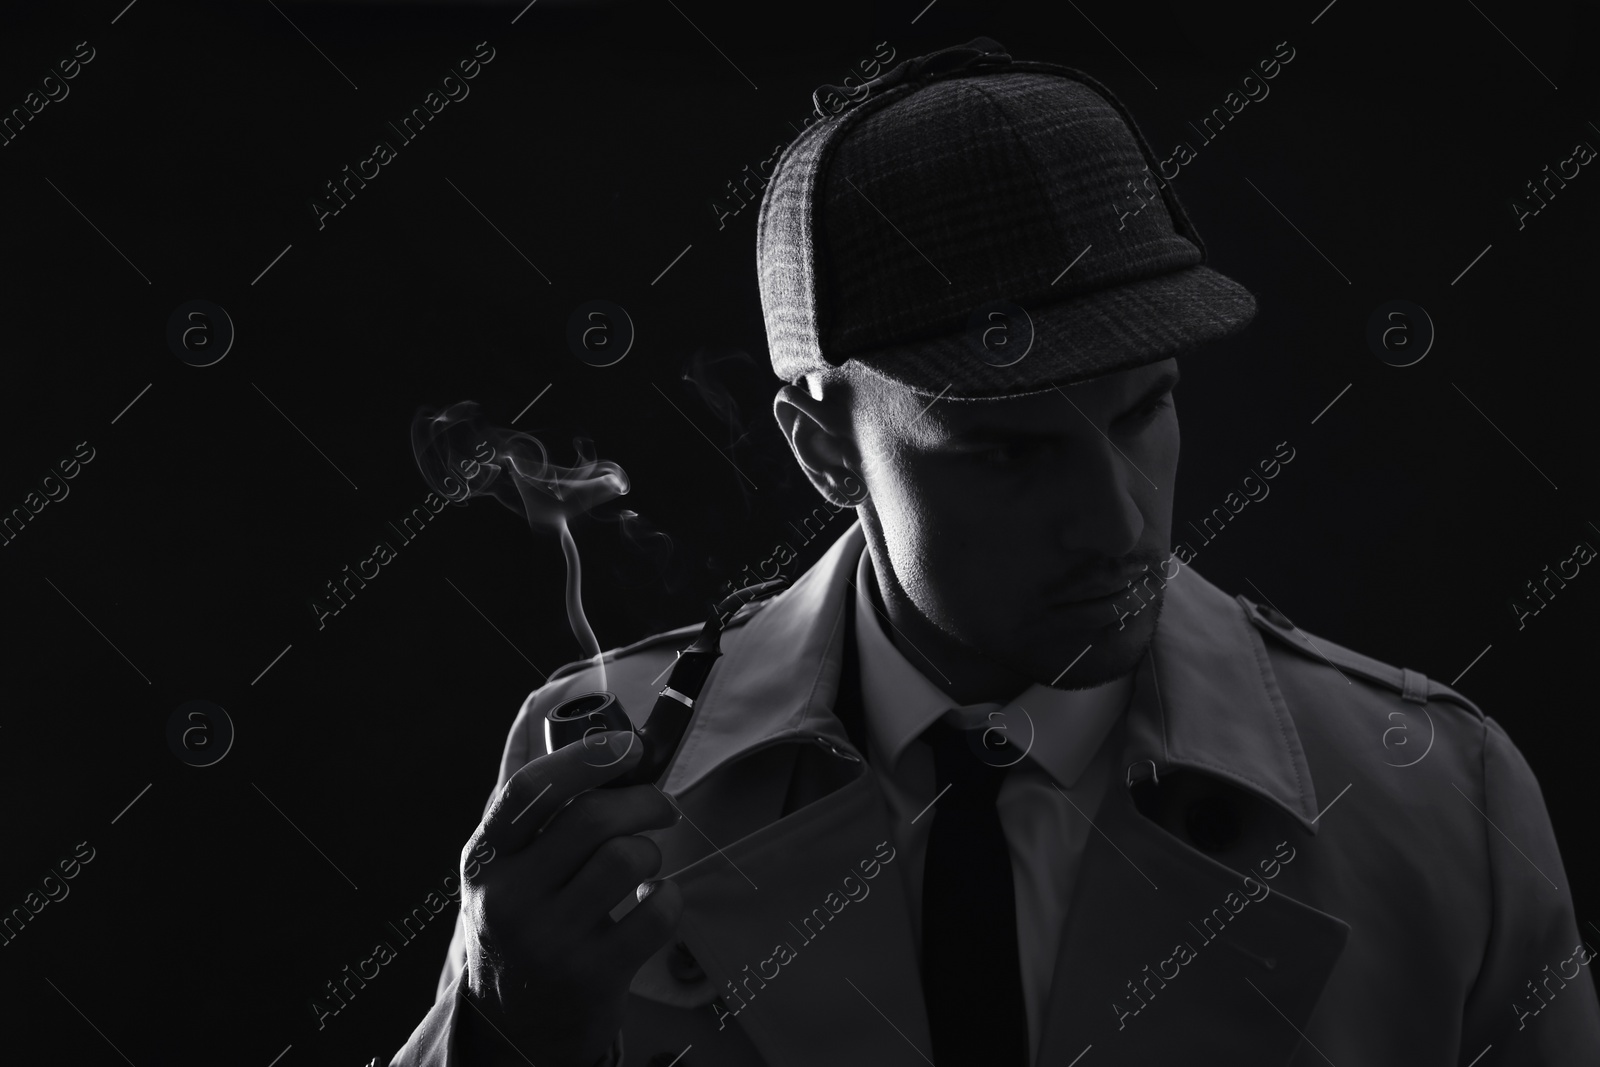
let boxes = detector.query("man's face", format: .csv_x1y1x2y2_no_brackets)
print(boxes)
850,358,1180,688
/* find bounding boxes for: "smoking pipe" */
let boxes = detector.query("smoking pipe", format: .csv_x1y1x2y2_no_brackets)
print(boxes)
542,578,788,787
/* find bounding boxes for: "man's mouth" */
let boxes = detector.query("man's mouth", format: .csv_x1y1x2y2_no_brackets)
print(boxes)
1050,569,1148,605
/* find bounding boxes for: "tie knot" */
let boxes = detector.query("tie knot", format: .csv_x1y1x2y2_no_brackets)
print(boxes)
924,716,1017,794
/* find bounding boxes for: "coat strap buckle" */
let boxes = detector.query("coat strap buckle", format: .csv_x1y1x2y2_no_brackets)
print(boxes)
1126,758,1160,788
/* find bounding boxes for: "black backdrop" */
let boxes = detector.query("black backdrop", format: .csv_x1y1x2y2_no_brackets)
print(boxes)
1,0,1596,1063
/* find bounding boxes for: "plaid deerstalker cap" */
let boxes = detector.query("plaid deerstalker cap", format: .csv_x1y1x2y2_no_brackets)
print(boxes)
755,37,1259,399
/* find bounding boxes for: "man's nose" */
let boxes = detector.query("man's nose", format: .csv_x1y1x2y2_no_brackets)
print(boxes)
1058,437,1145,558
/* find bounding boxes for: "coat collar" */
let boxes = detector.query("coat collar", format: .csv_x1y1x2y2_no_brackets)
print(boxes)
641,521,1343,1066
664,520,1322,833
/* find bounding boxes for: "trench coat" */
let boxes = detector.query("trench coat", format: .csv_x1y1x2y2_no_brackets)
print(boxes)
393,520,1600,1066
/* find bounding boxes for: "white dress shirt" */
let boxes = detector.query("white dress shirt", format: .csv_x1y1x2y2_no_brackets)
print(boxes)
852,547,1132,1065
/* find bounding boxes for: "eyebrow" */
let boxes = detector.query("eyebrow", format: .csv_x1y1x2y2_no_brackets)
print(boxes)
953,371,1181,441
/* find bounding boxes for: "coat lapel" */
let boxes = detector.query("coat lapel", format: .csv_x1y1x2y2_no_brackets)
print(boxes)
1034,737,1350,1065
669,763,934,1067
646,525,934,1066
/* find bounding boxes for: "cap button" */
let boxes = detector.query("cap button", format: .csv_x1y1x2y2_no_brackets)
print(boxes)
810,37,1011,121
907,36,1011,80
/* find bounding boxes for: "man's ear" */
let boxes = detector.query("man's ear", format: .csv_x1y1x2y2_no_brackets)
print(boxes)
773,384,864,509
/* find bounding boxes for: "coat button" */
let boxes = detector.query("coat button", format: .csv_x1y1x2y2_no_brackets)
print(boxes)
1223,939,1278,971
1184,795,1240,853
666,941,706,983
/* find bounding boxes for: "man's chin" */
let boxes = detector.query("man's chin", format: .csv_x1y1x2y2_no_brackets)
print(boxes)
1034,596,1163,689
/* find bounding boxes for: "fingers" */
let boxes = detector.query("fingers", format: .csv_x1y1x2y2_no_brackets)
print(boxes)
597,878,684,975
478,730,643,858
531,783,678,887
555,833,665,926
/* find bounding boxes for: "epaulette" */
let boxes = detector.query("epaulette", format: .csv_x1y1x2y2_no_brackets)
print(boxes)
1236,595,1485,722
546,590,779,683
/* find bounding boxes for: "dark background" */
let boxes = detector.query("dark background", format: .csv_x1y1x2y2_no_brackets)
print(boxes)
0,0,1595,1062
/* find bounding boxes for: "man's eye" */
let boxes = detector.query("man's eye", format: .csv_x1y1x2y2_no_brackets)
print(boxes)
1126,394,1173,424
975,442,1036,464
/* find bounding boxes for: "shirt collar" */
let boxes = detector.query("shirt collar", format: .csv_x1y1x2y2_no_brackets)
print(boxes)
851,546,1131,789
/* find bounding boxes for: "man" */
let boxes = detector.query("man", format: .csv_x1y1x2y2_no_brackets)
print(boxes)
394,38,1599,1066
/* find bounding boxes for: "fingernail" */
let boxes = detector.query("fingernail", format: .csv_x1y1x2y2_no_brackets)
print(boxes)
636,879,660,903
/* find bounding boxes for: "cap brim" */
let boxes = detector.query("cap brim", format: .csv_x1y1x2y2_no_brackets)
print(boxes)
843,264,1258,399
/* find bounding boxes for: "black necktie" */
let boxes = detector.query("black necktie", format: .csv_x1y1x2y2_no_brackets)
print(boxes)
920,717,1030,1066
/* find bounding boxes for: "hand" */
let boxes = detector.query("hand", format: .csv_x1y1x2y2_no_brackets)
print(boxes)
455,730,684,1067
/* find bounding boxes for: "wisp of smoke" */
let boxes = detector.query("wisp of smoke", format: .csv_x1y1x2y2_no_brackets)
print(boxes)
411,400,629,689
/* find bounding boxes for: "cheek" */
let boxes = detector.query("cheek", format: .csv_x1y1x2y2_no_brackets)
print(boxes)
869,464,937,586
1132,409,1180,536
872,456,1028,629
1160,407,1181,477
